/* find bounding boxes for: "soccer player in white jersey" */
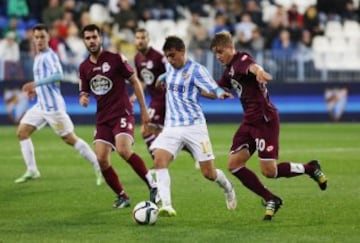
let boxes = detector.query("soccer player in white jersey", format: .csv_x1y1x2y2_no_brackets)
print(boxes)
15,24,103,185
150,36,237,216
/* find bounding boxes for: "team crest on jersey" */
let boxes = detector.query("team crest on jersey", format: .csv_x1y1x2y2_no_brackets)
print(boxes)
182,72,190,80
102,62,111,73
229,66,234,77
146,60,154,69
140,69,155,85
90,74,113,95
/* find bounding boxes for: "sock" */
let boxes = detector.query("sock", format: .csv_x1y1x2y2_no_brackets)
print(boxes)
126,153,150,188
232,167,273,201
277,162,306,178
19,138,38,172
102,166,128,199
215,169,233,192
145,170,157,188
156,168,171,207
74,138,100,171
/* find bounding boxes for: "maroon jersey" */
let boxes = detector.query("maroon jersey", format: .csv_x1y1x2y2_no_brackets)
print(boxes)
79,51,134,124
218,52,278,124
134,47,166,105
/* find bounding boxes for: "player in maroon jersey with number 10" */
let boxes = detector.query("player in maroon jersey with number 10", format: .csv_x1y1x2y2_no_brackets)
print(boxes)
78,24,158,208
210,31,328,221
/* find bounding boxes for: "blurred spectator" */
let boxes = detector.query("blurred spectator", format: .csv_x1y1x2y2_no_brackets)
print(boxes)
209,12,234,38
113,0,137,43
287,4,303,42
271,28,295,57
0,31,20,62
250,26,265,53
101,22,114,50
78,11,91,30
303,5,323,37
7,0,29,18
188,25,211,53
234,13,257,43
19,28,35,79
42,0,64,27
0,31,22,80
27,0,48,22
342,0,359,21
245,0,264,28
264,4,288,49
297,29,313,63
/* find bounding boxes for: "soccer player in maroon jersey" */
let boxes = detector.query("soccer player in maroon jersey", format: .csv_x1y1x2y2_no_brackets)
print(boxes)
133,28,166,154
78,24,158,208
210,31,328,220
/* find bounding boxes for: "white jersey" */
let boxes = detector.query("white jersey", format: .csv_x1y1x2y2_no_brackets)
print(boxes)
164,59,218,127
33,48,65,112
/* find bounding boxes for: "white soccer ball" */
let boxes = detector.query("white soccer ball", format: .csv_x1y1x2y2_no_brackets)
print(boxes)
132,201,159,225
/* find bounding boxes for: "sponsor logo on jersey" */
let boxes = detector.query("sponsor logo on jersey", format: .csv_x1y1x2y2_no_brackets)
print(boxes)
90,74,113,95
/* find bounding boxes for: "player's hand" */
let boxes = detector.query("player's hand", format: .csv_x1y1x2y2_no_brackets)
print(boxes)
129,94,137,106
22,82,36,99
141,111,150,126
218,91,233,100
256,69,272,84
79,93,90,107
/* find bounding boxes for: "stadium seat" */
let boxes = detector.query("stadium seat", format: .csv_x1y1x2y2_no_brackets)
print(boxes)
343,20,360,39
325,21,343,38
312,36,330,53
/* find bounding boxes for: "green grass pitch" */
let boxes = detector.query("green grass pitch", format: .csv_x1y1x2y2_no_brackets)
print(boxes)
0,123,359,243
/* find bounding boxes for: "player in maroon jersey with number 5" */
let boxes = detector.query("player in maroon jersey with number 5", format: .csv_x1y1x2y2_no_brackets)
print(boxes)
78,24,159,208
210,31,328,221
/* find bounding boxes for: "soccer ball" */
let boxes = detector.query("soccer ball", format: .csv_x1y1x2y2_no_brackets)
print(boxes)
132,201,159,225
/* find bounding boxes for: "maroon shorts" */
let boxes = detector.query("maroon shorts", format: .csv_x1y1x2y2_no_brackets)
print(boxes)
148,101,165,129
95,115,135,147
230,114,280,160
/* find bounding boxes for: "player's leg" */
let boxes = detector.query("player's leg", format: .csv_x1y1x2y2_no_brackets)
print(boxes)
153,148,175,216
150,127,181,216
260,115,327,190
198,160,237,210
48,111,102,185
185,123,237,209
15,106,45,183
114,115,156,192
95,140,130,208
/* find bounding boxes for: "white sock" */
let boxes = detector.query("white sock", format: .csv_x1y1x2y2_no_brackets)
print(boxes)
19,138,38,172
290,162,305,174
156,168,172,207
215,169,232,192
146,169,157,188
74,138,100,171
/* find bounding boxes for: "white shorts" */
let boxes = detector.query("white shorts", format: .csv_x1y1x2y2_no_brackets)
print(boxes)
20,104,74,136
150,123,215,162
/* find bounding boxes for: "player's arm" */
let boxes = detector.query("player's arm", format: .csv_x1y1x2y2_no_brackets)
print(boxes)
128,74,150,125
201,87,233,100
249,63,272,84
22,72,63,99
155,72,166,89
78,67,91,107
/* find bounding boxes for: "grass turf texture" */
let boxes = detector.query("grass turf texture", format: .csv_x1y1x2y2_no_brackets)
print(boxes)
0,123,359,243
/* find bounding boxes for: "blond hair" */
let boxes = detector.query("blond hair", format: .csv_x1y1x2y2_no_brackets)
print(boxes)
210,31,234,49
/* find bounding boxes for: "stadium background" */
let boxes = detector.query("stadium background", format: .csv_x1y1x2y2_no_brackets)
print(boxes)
1,0,360,124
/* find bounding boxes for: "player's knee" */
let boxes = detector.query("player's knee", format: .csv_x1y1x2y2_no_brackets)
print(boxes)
17,128,29,140
261,169,276,178
117,148,131,160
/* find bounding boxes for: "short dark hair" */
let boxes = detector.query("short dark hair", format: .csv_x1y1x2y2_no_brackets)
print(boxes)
81,24,101,38
162,36,185,52
135,27,148,35
32,23,48,33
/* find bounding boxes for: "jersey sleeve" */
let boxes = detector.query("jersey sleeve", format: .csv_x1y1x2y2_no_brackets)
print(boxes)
78,64,90,94
118,54,135,79
194,64,218,93
234,52,256,74
47,51,64,76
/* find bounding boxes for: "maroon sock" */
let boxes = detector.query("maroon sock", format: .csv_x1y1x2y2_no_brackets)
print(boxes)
232,167,273,201
127,153,150,188
277,162,311,178
102,166,128,199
